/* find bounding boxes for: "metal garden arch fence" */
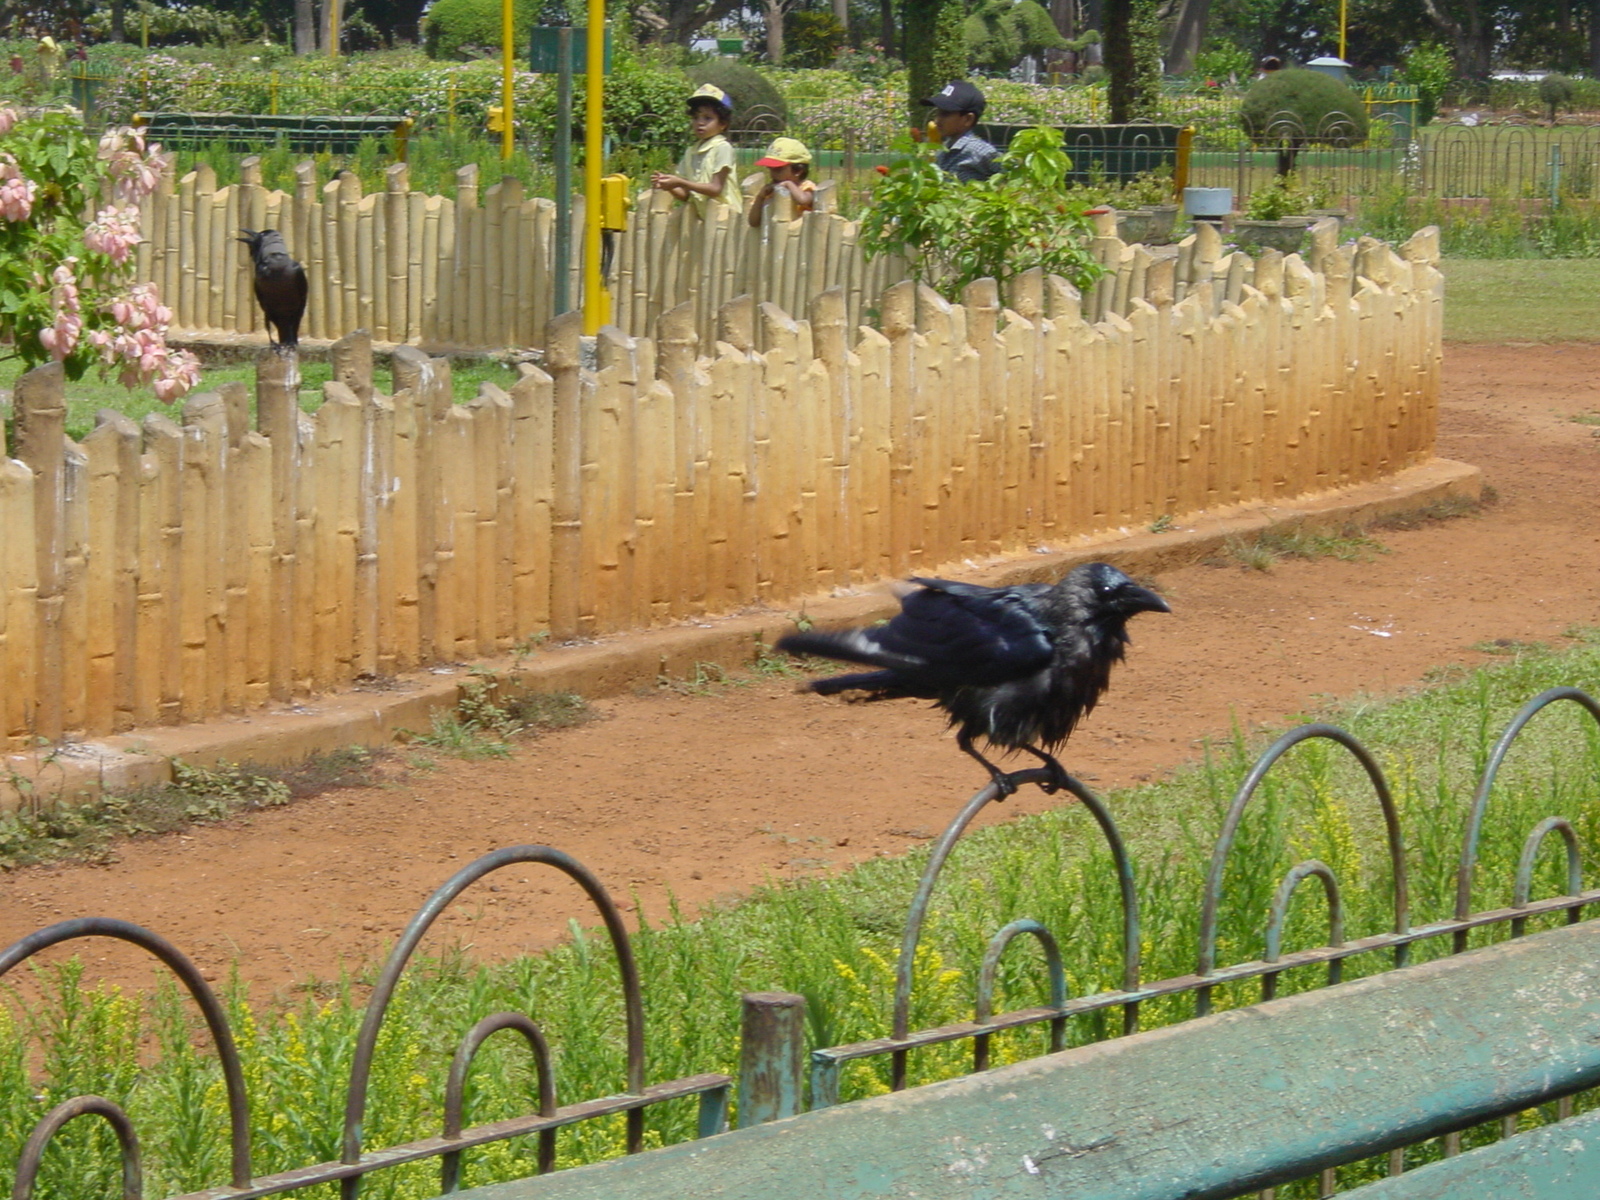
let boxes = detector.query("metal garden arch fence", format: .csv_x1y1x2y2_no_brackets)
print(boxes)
2,687,1598,1198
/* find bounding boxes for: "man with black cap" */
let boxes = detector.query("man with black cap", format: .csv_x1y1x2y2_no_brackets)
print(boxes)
920,80,1001,182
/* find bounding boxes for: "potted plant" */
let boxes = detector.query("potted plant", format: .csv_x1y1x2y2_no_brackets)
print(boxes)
1113,170,1180,245
1232,176,1317,252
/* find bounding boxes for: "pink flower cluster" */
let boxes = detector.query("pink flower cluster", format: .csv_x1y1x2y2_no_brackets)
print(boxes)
97,127,169,202
0,153,34,222
83,204,143,266
39,261,82,360
0,106,18,136
86,282,201,403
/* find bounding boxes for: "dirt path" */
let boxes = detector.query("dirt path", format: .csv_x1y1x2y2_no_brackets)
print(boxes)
4,343,1598,999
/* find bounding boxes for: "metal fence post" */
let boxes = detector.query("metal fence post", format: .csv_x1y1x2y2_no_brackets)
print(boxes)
737,992,806,1127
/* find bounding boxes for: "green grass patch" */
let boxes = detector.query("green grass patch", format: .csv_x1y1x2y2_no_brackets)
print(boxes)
1216,524,1389,571
5,639,1600,1196
400,678,594,761
0,750,385,871
1441,258,1600,342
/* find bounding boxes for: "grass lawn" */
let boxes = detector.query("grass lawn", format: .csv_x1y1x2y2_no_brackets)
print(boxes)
1441,257,1600,342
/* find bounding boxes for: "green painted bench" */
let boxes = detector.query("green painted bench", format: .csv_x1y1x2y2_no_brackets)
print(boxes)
132,112,414,158
457,918,1600,1200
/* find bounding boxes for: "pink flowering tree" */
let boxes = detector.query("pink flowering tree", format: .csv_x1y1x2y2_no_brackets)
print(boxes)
0,108,200,403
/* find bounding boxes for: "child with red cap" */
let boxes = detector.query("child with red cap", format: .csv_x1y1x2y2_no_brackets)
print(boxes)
747,136,816,227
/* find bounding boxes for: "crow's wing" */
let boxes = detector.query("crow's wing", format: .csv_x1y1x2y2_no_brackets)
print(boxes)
778,579,1054,690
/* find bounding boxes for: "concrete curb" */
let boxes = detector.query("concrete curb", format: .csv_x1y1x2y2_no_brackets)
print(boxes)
2,458,1480,807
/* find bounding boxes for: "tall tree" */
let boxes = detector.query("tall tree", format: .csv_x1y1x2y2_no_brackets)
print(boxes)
295,0,317,51
903,0,967,121
1418,0,1494,78
1104,0,1160,121
1163,0,1210,73
1592,0,1600,74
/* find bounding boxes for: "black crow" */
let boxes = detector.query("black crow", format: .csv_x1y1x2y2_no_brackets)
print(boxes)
238,228,308,351
777,562,1170,796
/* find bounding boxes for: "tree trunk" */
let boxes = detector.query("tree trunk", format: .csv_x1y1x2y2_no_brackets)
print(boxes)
903,0,967,122
1163,0,1210,75
1421,0,1492,81
295,0,318,52
832,0,850,40
111,0,125,42
765,0,785,64
1590,0,1599,75
1104,0,1133,119
880,0,896,55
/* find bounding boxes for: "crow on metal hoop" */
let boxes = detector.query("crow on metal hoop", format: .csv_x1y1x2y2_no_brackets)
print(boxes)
778,562,1170,796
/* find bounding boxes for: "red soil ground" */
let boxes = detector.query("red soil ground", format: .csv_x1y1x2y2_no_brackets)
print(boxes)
2,342,1597,999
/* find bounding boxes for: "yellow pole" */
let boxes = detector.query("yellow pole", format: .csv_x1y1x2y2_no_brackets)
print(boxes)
326,0,341,57
501,0,514,161
582,1,607,333
1339,0,1347,61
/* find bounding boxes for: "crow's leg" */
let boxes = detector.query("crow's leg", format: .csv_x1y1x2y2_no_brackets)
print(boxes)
957,730,1017,799
1018,745,1072,794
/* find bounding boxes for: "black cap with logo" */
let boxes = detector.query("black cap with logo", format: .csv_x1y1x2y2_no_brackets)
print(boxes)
920,80,987,116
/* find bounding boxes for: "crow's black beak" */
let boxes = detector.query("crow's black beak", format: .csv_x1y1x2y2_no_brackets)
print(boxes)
1121,584,1170,615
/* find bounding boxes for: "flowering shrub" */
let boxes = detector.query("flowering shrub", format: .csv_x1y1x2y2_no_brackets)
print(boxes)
859,127,1105,301
0,110,199,401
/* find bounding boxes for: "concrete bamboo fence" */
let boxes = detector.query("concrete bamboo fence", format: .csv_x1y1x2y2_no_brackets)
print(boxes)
4,228,1441,748
134,160,907,351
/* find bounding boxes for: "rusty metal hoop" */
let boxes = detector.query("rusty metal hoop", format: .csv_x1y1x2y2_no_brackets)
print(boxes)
12,1094,143,1200
973,919,1066,1072
890,768,1139,1087
1197,724,1409,1014
1261,859,1344,1001
1454,687,1600,948
440,1011,557,1193
0,918,251,1190
340,846,643,1199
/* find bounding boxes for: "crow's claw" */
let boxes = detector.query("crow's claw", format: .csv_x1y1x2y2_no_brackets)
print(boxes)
992,771,1018,799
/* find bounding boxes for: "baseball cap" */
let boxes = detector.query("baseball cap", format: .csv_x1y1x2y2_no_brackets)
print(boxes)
920,80,986,116
687,83,733,112
756,136,812,167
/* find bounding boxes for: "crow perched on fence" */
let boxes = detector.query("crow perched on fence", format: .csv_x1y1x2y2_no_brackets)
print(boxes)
238,228,308,350
777,563,1170,796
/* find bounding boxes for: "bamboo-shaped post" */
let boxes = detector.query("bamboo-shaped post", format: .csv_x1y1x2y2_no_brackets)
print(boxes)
384,163,411,344
0,455,38,749
255,349,301,700
656,302,700,617
14,363,67,742
546,310,583,640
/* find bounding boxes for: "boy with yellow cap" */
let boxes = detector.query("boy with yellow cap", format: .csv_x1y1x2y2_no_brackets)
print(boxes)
747,136,816,227
651,84,739,214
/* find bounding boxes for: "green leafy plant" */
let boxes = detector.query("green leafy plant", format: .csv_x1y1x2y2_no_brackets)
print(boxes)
1244,174,1312,220
1539,73,1575,123
1191,39,1253,84
423,0,537,61
860,126,1105,302
1399,42,1454,125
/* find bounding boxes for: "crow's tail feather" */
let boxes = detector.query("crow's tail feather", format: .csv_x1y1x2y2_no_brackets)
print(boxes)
776,629,922,672
808,669,905,696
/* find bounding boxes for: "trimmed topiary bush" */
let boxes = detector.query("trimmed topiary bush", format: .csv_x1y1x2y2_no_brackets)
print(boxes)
1241,67,1368,175
1539,73,1575,123
423,0,537,61
684,59,788,138
1241,68,1368,144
